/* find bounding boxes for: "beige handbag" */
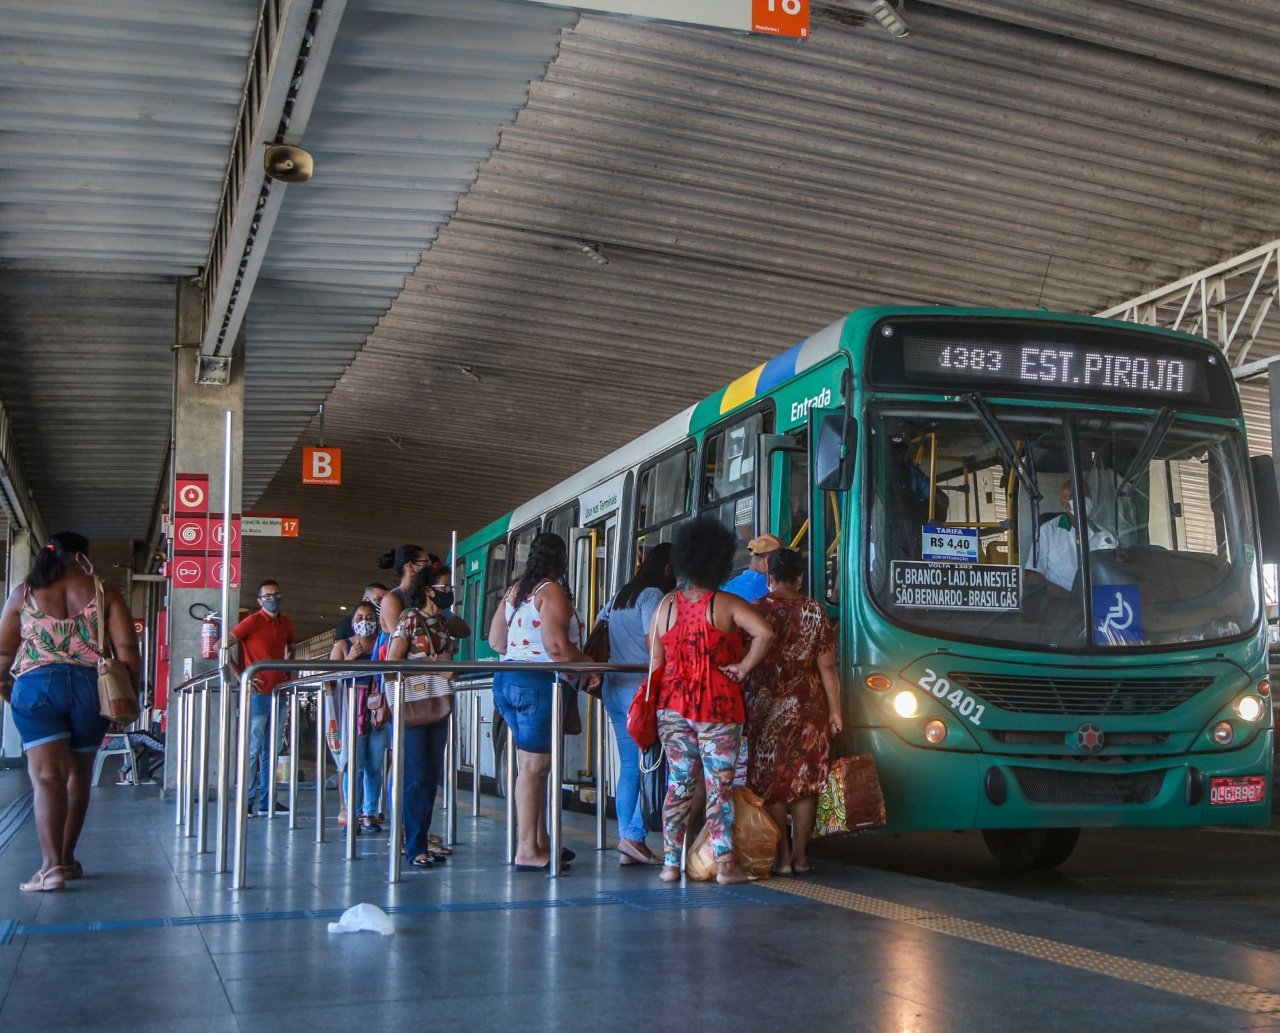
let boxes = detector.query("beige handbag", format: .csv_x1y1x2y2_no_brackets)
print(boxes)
400,610,453,727
94,577,139,726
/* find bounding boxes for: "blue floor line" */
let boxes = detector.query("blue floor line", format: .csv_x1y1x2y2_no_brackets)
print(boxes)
4,885,788,941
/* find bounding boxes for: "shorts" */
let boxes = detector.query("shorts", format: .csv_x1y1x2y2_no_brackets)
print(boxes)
10,663,109,753
492,668,556,754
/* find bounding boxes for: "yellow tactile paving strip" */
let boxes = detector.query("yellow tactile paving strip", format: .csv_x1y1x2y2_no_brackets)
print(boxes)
763,879,1280,1016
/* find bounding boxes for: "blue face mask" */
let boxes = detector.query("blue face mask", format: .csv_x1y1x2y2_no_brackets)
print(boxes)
261,596,281,614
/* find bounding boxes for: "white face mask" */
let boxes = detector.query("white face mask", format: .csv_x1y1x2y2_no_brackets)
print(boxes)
353,619,377,637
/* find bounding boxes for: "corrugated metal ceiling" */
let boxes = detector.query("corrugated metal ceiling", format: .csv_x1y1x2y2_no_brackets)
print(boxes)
244,2,1280,634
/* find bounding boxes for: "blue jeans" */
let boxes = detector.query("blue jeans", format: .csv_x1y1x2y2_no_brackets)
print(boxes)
355,725,390,818
247,694,284,811
402,718,449,860
602,675,648,843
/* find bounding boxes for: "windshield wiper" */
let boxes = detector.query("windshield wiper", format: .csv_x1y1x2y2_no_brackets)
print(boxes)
1116,407,1176,499
964,392,1044,563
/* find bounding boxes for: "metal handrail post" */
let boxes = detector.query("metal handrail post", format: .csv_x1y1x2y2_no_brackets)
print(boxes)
266,689,281,820
288,688,300,830
232,673,252,889
183,688,197,838
345,677,357,861
215,667,234,871
172,692,185,827
388,675,405,884
445,704,457,847
505,722,516,864
549,676,564,877
196,682,212,852
315,687,327,843
595,693,606,850
470,691,481,817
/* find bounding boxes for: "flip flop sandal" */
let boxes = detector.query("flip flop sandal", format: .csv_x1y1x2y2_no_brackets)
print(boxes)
428,846,449,863
20,868,65,893
427,834,453,855
62,861,84,880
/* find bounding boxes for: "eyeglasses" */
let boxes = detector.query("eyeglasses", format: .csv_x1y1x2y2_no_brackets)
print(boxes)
432,584,454,593
259,593,282,600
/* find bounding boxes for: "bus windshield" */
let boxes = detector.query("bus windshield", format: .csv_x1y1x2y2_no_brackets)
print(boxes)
867,405,1259,651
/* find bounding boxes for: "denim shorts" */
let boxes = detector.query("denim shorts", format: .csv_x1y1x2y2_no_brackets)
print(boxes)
492,668,556,754
9,663,108,752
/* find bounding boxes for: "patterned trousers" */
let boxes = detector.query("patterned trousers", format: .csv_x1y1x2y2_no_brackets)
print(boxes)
657,709,741,867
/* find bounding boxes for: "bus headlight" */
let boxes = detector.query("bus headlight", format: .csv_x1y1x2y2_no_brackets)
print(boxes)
1213,721,1235,745
924,719,947,744
893,690,919,718
1234,695,1265,722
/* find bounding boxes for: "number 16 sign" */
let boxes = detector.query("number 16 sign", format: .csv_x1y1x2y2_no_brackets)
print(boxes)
753,0,808,37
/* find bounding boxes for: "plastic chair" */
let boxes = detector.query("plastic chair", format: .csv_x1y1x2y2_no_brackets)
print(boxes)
93,733,138,786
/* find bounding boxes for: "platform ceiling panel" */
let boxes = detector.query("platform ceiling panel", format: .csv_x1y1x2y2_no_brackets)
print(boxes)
0,273,173,539
240,2,1280,633
0,0,259,541
240,0,577,505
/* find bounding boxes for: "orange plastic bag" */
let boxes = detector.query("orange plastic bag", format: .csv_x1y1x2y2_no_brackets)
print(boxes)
685,787,781,881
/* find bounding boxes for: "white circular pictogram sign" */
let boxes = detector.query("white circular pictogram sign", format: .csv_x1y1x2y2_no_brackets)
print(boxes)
178,483,206,510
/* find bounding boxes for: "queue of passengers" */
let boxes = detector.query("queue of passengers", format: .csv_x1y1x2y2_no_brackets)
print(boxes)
0,519,842,890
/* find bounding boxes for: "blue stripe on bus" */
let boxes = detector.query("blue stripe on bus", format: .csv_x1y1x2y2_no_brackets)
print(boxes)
755,341,803,396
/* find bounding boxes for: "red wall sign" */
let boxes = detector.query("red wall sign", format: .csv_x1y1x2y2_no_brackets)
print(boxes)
207,557,241,590
303,447,342,486
172,555,206,589
175,473,210,514
752,0,809,37
209,514,242,550
173,516,207,552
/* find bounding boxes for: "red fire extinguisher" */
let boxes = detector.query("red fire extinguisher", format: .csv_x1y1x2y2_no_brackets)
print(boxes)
200,614,220,660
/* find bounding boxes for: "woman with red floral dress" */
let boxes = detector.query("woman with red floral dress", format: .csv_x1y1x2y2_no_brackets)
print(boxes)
746,548,842,875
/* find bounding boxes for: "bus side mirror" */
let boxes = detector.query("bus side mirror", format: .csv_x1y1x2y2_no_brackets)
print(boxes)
815,413,857,492
1250,455,1280,564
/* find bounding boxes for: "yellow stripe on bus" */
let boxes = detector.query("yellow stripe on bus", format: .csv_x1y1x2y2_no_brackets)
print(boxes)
720,364,765,414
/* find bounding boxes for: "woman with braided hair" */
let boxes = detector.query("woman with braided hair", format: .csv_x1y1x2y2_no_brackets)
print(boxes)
488,532,599,871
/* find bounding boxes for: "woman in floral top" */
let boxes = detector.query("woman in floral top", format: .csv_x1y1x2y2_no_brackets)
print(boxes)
385,561,465,867
0,532,139,892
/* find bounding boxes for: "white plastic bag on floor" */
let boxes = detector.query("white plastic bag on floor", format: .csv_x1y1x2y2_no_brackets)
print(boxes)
327,903,394,936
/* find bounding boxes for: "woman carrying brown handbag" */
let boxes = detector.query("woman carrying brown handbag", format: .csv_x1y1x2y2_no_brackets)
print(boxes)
385,561,465,867
0,532,140,892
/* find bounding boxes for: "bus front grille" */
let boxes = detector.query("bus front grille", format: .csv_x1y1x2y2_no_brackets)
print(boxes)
1011,767,1166,805
950,673,1211,715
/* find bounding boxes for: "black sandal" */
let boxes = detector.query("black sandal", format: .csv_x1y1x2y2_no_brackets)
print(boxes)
410,853,433,867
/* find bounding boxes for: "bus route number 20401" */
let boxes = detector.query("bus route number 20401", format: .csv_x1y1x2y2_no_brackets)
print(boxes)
919,669,985,726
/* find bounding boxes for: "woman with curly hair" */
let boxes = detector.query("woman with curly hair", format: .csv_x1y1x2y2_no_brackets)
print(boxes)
651,517,774,884
746,548,841,875
487,532,598,871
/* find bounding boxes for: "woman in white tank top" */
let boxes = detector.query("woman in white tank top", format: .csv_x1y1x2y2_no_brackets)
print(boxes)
488,533,597,871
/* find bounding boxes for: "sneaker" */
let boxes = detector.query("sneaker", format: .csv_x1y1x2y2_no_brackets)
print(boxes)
246,807,257,818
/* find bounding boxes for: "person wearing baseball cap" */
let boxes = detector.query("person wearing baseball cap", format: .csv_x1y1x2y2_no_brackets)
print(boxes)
720,534,783,603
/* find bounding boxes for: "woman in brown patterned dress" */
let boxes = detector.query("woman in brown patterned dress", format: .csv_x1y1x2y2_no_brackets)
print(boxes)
746,548,841,875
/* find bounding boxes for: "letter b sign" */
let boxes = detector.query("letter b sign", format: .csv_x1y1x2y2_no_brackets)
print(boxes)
303,447,342,486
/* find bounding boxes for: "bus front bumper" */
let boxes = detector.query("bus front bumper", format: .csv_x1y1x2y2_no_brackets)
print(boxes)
861,727,1273,832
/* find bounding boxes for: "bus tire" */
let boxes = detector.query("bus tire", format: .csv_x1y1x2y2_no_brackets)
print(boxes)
981,828,1080,870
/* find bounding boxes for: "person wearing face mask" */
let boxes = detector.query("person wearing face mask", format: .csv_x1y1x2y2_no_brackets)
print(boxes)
223,580,296,817
0,532,140,892
326,601,386,831
332,583,389,643
1025,480,1117,593
386,562,468,866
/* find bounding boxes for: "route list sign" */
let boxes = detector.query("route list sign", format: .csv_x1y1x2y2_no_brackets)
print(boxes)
891,561,1022,611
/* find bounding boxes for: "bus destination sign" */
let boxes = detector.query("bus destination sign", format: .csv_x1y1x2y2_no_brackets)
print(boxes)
902,337,1198,398
890,561,1022,611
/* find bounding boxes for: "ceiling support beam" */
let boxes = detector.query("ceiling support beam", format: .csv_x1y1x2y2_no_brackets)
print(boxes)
1095,240,1280,378
196,0,348,383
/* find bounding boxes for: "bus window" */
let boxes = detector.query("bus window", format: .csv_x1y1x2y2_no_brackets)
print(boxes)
545,501,578,548
508,520,540,582
823,490,841,606
634,444,694,554
482,539,508,631
701,410,769,570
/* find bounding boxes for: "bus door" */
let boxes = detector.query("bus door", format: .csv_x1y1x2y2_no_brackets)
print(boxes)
807,408,846,622
756,431,809,555
568,516,620,800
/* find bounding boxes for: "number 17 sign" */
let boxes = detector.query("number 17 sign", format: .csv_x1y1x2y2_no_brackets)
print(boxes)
753,0,808,37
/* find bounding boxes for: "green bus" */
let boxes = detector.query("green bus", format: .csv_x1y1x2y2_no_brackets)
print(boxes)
455,306,1278,868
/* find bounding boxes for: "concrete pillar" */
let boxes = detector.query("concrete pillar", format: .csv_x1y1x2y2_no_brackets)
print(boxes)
166,278,245,789
1,530,33,762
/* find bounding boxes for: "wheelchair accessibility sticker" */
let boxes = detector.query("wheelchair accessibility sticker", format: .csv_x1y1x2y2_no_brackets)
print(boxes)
1093,584,1142,645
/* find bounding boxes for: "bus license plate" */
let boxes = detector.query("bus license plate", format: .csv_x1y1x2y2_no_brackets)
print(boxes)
1208,776,1266,805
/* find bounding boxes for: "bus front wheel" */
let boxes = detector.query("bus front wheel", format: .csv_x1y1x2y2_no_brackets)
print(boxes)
981,828,1080,870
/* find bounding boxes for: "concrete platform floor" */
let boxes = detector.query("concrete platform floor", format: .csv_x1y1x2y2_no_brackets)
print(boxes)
2,772,1280,1032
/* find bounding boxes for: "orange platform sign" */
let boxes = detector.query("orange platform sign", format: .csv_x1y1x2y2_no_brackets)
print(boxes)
752,0,808,37
303,447,342,486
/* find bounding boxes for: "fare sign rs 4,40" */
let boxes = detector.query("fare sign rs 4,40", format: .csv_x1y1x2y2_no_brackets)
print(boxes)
752,0,808,38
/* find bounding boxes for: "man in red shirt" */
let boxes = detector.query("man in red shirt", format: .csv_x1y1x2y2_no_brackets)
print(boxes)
223,580,296,816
